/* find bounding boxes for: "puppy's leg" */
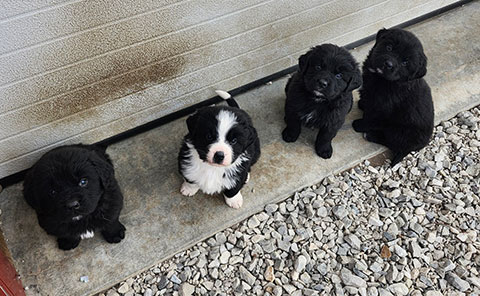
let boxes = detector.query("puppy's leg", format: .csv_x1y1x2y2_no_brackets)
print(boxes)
58,237,81,250
352,119,371,132
282,115,302,143
315,126,340,159
224,171,248,209
180,180,199,196
101,220,126,243
365,131,387,146
357,99,365,111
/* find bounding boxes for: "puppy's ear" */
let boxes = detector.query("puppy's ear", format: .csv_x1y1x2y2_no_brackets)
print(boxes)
23,168,41,211
89,150,115,190
410,52,427,80
376,28,389,40
298,51,312,75
244,124,258,150
344,66,363,92
186,112,199,136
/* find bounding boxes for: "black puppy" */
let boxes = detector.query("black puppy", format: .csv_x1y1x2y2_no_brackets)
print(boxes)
23,144,126,250
353,28,434,166
282,44,362,158
178,90,261,209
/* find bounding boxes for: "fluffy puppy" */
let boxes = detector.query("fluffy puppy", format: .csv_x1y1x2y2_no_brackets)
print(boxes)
178,90,261,209
353,28,434,165
282,44,362,158
23,144,126,250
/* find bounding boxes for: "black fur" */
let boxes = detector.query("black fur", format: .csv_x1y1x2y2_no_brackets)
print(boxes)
282,44,362,158
353,28,434,166
178,101,260,199
23,144,126,250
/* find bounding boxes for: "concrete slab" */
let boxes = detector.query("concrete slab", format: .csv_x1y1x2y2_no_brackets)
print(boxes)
0,2,479,295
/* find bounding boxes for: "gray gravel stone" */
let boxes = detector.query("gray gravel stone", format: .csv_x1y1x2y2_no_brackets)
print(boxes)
238,265,255,286
340,268,366,288
294,255,307,273
332,205,348,219
178,283,194,296
388,283,408,296
445,272,470,292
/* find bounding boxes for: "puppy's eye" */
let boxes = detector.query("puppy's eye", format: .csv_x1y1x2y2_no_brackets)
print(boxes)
50,189,56,196
386,45,393,52
315,65,322,71
401,60,409,67
79,178,88,187
230,138,237,145
206,134,213,141
335,73,343,79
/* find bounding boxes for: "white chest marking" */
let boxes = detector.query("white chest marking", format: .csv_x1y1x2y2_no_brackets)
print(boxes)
182,142,247,195
302,110,316,123
80,230,94,239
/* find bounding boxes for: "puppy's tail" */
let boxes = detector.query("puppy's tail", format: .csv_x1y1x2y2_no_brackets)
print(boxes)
215,90,240,108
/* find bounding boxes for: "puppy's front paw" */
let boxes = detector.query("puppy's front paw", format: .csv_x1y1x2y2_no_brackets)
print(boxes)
282,128,300,143
58,237,81,250
180,181,199,196
352,119,368,132
224,192,243,209
315,143,333,159
102,222,126,244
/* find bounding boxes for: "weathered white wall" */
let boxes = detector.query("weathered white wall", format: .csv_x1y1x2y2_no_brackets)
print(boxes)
0,0,458,178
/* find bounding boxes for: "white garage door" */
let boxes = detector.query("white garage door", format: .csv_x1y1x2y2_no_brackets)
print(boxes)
0,0,458,179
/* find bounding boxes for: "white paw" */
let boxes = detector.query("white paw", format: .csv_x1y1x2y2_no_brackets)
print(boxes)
80,230,94,240
180,181,199,196
245,173,250,184
224,192,243,209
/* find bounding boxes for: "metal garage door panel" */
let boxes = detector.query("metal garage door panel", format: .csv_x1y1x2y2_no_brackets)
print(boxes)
0,0,457,178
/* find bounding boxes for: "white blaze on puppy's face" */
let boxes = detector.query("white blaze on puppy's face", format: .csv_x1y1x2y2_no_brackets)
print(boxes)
207,110,237,166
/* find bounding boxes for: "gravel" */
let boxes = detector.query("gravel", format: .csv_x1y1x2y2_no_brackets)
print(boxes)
99,109,480,295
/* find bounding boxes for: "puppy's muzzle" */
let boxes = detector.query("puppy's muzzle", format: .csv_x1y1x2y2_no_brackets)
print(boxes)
207,143,233,166
213,151,225,164
317,78,329,89
384,59,394,70
67,200,80,210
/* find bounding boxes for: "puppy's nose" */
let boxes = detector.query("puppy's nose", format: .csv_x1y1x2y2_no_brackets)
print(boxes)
67,200,80,210
384,60,393,69
319,79,329,89
213,151,225,164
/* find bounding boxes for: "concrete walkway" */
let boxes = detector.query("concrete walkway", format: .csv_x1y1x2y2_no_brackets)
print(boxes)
0,2,479,295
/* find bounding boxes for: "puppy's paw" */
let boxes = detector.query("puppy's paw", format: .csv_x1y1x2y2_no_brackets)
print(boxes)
352,119,368,132
315,144,333,159
57,237,81,250
224,192,243,209
282,128,300,143
245,173,250,184
102,222,126,244
180,181,199,196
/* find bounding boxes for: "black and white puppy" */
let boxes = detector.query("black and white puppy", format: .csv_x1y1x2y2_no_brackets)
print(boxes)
178,90,261,209
23,144,126,250
283,44,362,158
353,28,434,166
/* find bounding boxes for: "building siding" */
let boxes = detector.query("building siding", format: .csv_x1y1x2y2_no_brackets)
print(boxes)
0,0,458,178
